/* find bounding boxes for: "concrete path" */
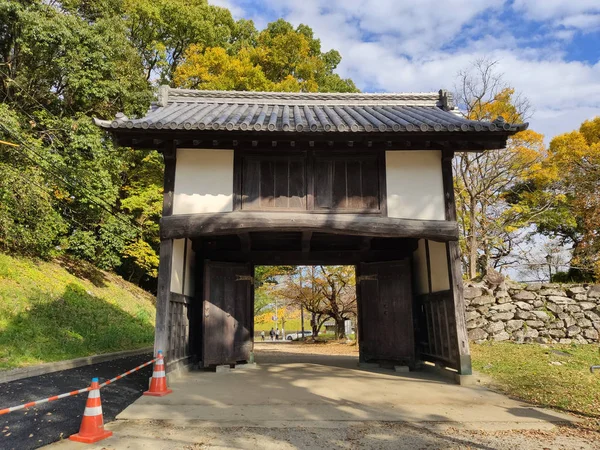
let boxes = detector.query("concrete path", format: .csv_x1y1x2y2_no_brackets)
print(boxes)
44,345,585,449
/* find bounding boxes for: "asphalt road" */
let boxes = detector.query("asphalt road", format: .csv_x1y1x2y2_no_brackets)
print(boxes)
0,352,153,450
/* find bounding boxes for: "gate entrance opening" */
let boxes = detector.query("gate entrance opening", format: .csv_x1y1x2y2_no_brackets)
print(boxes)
253,265,357,345
182,233,430,370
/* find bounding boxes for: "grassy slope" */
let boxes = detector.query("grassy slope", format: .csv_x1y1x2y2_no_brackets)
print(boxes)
472,342,600,429
254,319,312,334
0,253,155,370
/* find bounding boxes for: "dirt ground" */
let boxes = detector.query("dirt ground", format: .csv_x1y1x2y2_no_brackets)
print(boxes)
46,342,600,450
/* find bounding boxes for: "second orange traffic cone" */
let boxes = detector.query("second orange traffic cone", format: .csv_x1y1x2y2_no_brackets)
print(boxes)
143,350,172,397
69,378,113,443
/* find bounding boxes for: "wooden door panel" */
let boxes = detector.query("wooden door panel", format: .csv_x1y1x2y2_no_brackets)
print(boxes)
359,260,414,365
203,261,253,367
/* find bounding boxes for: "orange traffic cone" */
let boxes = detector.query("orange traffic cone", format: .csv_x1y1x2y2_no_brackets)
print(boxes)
69,378,113,443
143,350,172,397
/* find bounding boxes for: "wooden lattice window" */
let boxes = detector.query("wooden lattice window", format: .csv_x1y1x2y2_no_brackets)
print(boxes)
240,154,306,210
236,151,384,213
314,154,380,211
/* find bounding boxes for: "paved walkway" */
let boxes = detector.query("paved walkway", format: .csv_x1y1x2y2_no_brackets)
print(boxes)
43,344,593,449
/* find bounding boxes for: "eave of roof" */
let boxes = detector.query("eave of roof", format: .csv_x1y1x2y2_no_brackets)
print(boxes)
94,87,528,135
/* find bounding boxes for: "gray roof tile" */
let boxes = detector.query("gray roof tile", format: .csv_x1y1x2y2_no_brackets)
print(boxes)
95,87,528,134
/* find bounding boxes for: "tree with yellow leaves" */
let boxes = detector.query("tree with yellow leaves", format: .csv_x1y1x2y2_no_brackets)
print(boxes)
454,58,545,278
515,117,600,280
173,19,357,93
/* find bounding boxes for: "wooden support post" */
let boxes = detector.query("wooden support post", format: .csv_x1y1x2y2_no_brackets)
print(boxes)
155,143,176,358
441,150,471,375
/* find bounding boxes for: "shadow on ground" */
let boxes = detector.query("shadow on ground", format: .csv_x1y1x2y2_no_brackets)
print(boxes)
71,343,582,450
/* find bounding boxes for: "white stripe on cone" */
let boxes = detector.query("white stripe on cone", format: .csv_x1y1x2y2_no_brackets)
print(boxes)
88,390,100,399
153,370,166,377
83,406,103,417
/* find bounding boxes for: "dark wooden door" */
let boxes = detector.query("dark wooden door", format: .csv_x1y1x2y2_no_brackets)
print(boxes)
358,260,414,366
202,261,253,367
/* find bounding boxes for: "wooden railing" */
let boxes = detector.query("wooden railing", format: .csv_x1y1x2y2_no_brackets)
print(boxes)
168,293,191,362
418,290,459,369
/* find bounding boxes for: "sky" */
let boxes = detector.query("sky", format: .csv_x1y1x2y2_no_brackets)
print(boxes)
211,0,600,142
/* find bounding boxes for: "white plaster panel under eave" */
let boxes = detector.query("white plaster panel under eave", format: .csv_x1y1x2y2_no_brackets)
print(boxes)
385,150,445,220
429,240,450,292
173,149,234,214
171,238,185,295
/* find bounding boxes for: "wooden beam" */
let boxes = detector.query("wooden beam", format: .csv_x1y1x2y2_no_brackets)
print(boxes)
301,231,312,253
239,232,251,251
170,292,192,305
360,236,372,251
110,129,511,152
201,249,413,265
160,212,459,241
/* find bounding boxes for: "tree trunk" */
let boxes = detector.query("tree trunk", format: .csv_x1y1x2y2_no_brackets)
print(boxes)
335,318,346,339
469,197,478,279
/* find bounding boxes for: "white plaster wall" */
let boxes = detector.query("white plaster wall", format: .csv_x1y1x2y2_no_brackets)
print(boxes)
386,151,445,220
184,238,196,297
413,239,430,295
173,149,234,214
171,238,185,294
429,241,450,292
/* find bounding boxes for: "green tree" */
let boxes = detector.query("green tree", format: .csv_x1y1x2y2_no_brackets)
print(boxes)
120,0,235,83
174,19,358,93
254,265,294,315
0,0,360,292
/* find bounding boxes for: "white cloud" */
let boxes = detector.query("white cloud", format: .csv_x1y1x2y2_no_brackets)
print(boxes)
512,0,600,21
559,14,600,30
512,0,600,30
217,1,600,140
209,0,246,19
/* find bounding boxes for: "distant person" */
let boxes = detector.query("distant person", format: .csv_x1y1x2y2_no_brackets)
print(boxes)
260,330,265,341
275,328,280,340
269,328,275,341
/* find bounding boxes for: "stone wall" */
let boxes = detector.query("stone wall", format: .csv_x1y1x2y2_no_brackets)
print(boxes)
464,278,600,344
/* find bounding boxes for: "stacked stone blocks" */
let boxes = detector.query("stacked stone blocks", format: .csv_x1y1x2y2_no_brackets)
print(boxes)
464,280,600,344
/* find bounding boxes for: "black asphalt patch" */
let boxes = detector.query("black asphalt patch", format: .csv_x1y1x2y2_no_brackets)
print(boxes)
0,352,153,450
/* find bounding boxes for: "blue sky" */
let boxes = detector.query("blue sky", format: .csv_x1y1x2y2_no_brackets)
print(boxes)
212,0,600,142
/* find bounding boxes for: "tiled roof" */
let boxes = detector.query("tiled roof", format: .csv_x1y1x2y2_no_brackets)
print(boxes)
94,87,528,134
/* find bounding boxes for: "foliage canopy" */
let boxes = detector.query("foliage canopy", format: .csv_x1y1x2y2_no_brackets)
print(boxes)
0,0,356,291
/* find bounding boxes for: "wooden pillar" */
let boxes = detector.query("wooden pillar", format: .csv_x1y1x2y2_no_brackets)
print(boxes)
155,143,176,357
441,150,472,375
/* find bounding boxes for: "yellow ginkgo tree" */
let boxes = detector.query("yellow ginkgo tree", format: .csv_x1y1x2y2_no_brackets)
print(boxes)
517,118,600,281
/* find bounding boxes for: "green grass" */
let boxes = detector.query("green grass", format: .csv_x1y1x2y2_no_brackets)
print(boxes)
0,252,155,370
254,319,312,333
472,342,600,429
